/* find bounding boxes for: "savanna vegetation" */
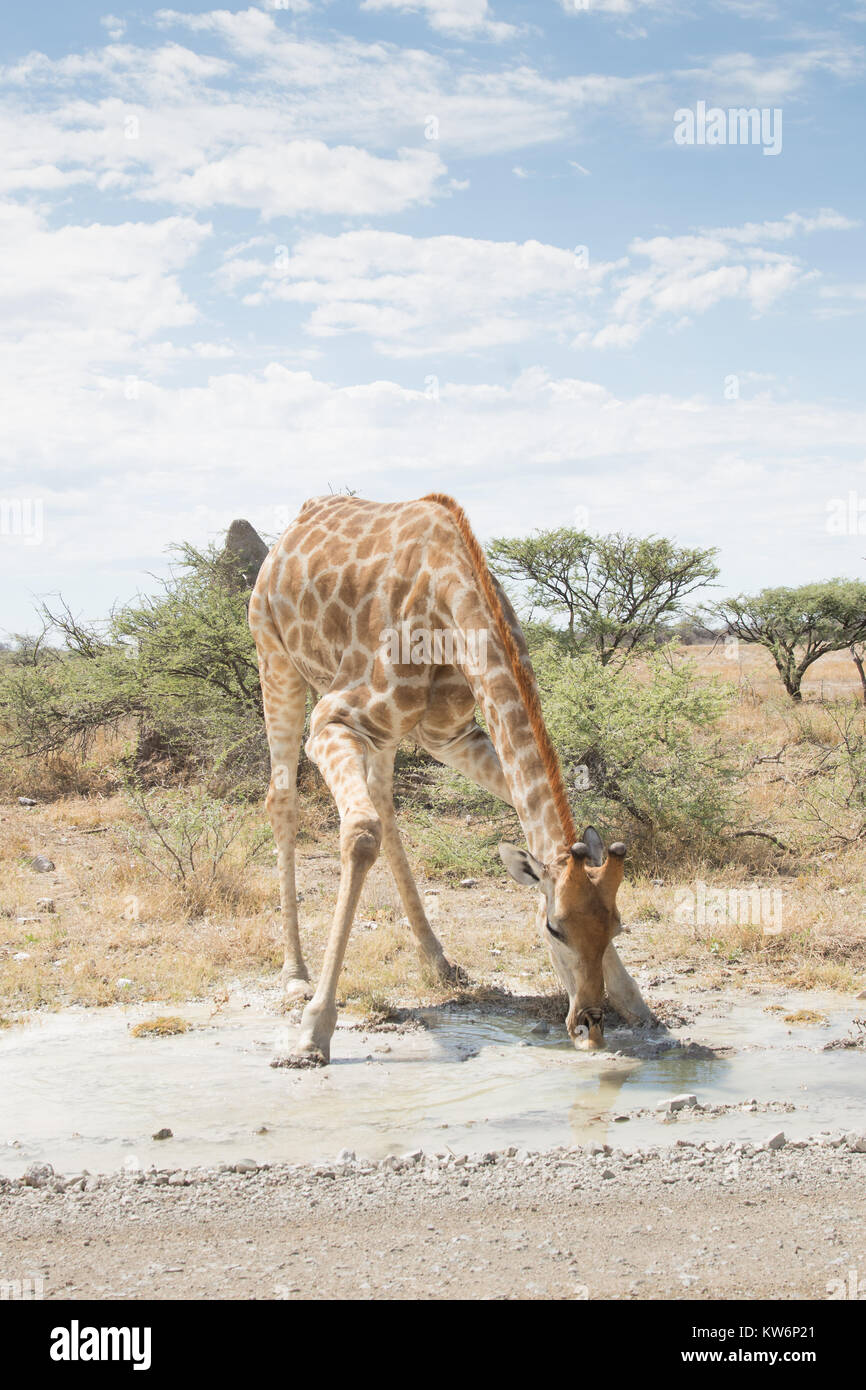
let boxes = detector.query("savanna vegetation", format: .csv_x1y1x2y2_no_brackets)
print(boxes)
1,521,865,1022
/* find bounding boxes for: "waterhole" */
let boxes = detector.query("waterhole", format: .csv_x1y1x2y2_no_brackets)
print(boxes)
0,986,863,1175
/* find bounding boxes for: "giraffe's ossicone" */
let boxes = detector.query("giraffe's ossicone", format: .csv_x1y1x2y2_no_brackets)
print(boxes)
249,493,653,1066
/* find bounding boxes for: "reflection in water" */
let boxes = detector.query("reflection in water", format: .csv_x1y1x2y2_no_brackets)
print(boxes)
0,988,862,1176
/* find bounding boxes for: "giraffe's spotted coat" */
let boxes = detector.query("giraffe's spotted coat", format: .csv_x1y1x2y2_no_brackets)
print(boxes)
249,494,651,1063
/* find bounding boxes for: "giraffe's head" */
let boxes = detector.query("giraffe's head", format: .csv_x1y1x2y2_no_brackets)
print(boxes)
499,827,626,1050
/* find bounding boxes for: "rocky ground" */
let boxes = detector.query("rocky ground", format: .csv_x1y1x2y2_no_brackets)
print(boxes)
3,1132,865,1301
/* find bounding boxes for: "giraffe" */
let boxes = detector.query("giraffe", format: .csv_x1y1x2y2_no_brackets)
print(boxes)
249,493,653,1065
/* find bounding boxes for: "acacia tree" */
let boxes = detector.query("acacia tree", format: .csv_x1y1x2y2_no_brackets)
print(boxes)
487,528,718,666
709,580,866,700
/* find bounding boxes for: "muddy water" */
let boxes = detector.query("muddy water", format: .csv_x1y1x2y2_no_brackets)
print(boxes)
0,986,863,1175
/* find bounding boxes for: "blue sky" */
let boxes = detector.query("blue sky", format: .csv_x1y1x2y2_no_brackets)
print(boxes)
1,0,865,634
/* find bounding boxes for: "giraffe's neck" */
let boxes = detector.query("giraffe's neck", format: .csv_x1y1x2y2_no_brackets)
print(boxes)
416,491,575,865
471,665,569,865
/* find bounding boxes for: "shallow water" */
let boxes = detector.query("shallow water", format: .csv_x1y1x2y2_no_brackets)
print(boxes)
1,986,863,1175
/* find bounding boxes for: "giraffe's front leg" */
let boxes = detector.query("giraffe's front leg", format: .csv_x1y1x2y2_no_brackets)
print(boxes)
255,639,313,1009
602,942,654,1026
367,747,456,984
273,722,382,1068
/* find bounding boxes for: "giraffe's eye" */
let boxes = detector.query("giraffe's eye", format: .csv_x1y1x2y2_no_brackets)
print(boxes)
546,920,566,942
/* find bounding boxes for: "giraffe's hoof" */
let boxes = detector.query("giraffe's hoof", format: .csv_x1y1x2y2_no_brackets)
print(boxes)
270,1048,328,1069
443,959,470,987
422,951,468,987
282,976,315,1006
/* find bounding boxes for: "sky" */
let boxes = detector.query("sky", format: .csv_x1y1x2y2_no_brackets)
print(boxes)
1,0,865,635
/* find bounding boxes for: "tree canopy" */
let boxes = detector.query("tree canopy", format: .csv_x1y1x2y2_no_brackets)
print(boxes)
709,579,866,699
487,527,718,665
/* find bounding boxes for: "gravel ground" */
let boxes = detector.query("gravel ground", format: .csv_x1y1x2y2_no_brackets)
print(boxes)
3,1132,865,1301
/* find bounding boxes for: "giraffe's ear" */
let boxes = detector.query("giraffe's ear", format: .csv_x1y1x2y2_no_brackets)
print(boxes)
582,826,605,867
498,843,548,888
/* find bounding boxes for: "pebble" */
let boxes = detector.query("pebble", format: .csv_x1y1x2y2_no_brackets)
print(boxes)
460,878,479,888
18,797,37,806
3,1130,863,1220
23,1163,54,1188
655,1094,699,1113
152,1128,173,1141
29,855,55,873
766,1131,787,1150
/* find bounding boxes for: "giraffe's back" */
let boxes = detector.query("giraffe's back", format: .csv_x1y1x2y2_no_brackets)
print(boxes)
251,495,478,734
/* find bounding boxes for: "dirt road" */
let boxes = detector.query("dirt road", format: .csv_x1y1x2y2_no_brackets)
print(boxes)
2,1136,864,1300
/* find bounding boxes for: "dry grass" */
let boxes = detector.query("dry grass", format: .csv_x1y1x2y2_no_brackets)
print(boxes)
620,849,866,993
0,726,133,802
2,789,865,1021
130,1015,190,1037
675,642,864,703
0,796,282,1012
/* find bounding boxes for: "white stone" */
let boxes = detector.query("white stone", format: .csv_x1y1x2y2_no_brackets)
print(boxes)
655,1093,698,1113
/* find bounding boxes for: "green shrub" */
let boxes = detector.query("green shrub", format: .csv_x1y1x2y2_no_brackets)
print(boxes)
530,641,738,855
0,543,273,795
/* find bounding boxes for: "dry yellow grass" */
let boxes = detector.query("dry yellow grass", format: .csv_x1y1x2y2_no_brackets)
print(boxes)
130,1015,190,1037
3,792,864,1023
0,796,282,1011
676,641,864,702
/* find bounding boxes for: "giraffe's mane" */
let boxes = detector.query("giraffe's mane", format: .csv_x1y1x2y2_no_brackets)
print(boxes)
421,492,577,847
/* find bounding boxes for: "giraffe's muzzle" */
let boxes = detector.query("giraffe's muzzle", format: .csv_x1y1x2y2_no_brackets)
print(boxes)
568,1005,605,1050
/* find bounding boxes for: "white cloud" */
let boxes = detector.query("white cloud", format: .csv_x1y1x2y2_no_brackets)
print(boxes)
0,88,447,217
360,0,516,40
0,203,210,361
558,0,670,13
0,12,653,173
709,209,859,243
712,0,780,17
149,141,446,217
100,14,127,41
222,212,848,356
5,361,866,632
580,211,854,345
1,12,859,219
816,282,866,318
672,45,864,106
220,229,617,354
